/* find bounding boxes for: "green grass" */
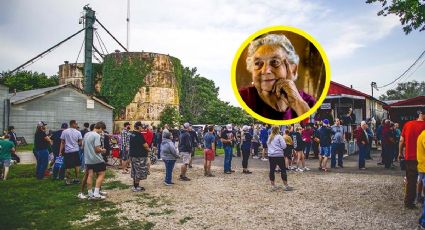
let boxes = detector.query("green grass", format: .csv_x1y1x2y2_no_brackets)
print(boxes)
102,180,130,190
0,164,119,229
16,143,34,152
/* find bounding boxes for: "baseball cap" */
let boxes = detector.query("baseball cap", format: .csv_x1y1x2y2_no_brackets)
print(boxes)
37,121,47,127
61,123,68,129
322,119,329,125
183,122,190,129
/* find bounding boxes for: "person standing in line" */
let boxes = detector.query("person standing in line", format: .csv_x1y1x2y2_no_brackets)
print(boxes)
203,125,216,177
355,121,370,170
235,127,242,157
394,123,401,162
283,129,294,170
221,124,235,174
241,125,253,174
301,125,313,160
81,121,108,199
155,127,163,161
365,124,374,160
7,126,20,164
178,123,192,181
120,122,131,174
251,125,260,159
416,129,425,228
60,120,83,185
34,121,52,180
312,123,321,159
0,135,15,180
130,122,151,192
260,124,270,161
292,127,308,172
267,126,293,191
318,119,332,172
161,131,180,186
398,109,425,209
50,123,68,170
188,124,199,168
331,118,345,168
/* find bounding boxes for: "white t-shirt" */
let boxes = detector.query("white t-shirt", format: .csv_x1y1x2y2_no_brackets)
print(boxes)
60,128,82,153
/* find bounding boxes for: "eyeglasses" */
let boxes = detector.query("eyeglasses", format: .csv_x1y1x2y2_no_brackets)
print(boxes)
253,58,285,70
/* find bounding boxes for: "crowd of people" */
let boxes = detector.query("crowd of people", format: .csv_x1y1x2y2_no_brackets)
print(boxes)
2,109,425,227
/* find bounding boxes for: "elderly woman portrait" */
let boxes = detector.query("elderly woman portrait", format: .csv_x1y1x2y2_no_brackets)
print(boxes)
238,33,323,120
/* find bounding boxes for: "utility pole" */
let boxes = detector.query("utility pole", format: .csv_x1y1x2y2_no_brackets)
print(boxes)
371,82,377,118
83,5,95,95
127,0,130,51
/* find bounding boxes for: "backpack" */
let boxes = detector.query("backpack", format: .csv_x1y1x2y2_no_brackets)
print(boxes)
52,156,65,180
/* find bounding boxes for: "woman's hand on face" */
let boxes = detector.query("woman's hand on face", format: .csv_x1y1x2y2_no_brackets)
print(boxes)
272,59,310,116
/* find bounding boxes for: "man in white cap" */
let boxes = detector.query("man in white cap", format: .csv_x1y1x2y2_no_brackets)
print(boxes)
221,124,235,174
178,122,192,181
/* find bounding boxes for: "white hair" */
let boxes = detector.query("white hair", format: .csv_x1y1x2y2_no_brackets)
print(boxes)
361,121,367,126
246,33,299,76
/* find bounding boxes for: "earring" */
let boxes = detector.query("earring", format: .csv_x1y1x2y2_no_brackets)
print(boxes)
251,82,254,85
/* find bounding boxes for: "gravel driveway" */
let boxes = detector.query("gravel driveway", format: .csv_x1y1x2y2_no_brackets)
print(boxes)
103,150,419,229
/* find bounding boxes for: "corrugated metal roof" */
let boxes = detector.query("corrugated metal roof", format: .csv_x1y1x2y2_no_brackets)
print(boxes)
9,84,114,109
9,84,68,104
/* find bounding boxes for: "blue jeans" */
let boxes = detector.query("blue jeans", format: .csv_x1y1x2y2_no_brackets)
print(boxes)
224,146,233,172
163,160,176,183
157,145,161,159
304,142,311,159
79,148,85,170
36,149,49,179
331,143,344,168
358,143,366,168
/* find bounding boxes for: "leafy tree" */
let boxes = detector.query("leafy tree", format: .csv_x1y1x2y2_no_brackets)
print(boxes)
179,67,253,125
366,0,425,34
0,71,59,92
159,105,181,128
379,80,425,100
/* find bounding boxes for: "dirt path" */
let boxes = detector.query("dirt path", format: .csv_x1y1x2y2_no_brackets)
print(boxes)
101,150,419,229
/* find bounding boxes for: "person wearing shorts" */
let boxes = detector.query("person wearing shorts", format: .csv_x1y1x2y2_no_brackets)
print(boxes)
203,126,216,177
283,129,293,170
0,136,15,180
129,121,151,192
60,120,83,185
178,123,192,181
319,119,332,172
81,121,108,200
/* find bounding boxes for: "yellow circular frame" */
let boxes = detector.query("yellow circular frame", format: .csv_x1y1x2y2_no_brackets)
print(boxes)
231,25,331,125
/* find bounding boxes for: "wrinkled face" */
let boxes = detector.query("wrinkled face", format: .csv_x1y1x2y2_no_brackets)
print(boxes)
251,45,297,93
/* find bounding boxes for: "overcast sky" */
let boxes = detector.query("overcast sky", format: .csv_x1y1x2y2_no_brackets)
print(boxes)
1,0,424,106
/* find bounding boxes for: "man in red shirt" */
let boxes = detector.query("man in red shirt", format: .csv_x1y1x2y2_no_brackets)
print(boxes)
399,109,425,209
141,124,154,173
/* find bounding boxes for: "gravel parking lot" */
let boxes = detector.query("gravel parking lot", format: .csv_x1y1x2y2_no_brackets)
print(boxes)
101,150,419,229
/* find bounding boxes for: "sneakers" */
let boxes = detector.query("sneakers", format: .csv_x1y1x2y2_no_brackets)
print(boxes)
283,185,293,191
270,185,280,191
99,191,108,196
132,186,145,192
242,170,252,174
164,181,173,186
179,176,191,181
77,192,87,199
89,194,106,200
261,158,268,161
295,168,304,172
303,167,311,171
253,156,259,159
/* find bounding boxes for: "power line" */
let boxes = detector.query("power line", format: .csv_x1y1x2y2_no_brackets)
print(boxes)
377,49,425,89
401,57,425,82
95,18,128,52
75,38,85,64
